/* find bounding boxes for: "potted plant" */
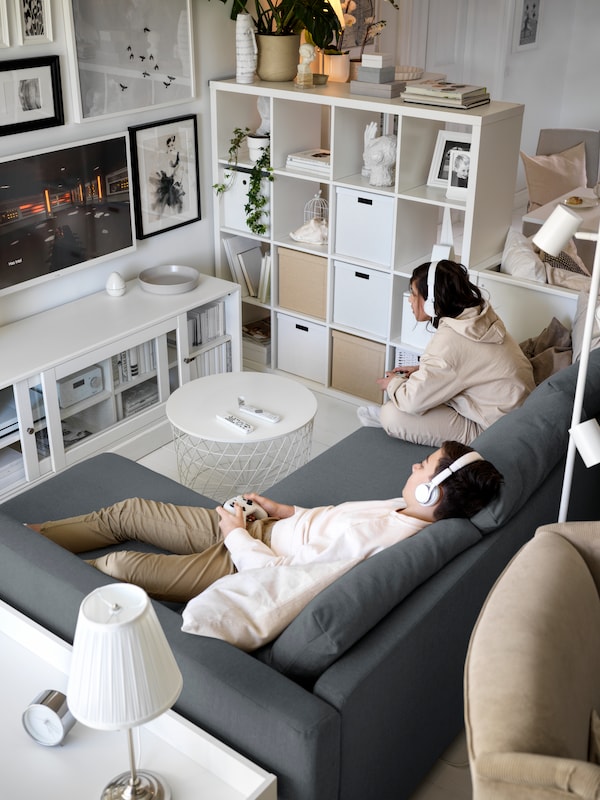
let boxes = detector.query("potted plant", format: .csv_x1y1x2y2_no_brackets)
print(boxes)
213,126,274,236
209,0,342,81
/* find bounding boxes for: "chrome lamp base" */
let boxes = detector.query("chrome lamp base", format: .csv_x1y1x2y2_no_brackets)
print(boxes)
101,769,171,800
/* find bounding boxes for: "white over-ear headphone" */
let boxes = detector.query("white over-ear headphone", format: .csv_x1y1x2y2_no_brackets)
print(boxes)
423,261,438,318
415,451,484,507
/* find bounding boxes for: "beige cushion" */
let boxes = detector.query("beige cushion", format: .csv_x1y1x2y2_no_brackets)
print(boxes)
181,560,358,650
500,230,546,282
521,142,587,209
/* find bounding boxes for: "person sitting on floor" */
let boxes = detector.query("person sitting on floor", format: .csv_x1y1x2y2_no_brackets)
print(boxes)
29,440,502,604
357,259,535,446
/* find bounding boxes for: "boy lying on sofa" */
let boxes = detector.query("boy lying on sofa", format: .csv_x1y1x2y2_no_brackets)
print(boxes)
29,440,501,604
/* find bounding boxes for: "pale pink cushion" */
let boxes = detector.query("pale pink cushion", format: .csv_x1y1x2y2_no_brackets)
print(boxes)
521,142,587,209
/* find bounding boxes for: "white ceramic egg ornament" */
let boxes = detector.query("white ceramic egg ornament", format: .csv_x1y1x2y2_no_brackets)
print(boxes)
106,271,126,296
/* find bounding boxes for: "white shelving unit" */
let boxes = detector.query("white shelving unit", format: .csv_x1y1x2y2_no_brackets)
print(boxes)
210,79,525,401
0,275,241,500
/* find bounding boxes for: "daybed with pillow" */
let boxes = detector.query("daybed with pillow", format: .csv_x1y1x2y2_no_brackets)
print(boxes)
2,353,600,800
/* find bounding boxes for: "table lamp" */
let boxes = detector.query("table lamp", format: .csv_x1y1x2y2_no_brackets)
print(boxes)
532,203,600,521
67,583,183,800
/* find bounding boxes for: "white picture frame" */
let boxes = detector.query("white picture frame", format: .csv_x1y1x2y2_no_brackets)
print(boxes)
445,149,471,200
14,0,53,45
0,1,9,47
65,0,195,122
512,0,540,52
427,131,472,188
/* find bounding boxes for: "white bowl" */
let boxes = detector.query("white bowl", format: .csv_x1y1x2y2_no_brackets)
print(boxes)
138,265,200,294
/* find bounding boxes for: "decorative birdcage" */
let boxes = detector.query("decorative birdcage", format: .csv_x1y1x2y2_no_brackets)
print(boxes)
304,190,329,224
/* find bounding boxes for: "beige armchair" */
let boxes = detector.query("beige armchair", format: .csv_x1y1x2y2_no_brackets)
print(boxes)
464,521,600,799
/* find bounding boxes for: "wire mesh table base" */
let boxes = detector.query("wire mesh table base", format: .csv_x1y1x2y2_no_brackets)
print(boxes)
172,419,315,499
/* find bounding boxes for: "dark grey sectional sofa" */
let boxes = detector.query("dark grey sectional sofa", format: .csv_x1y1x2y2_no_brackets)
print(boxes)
2,351,600,800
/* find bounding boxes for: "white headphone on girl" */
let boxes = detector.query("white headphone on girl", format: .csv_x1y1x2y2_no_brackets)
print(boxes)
415,451,484,507
423,260,438,318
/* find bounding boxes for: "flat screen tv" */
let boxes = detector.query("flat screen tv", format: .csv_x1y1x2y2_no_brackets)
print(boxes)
0,133,135,295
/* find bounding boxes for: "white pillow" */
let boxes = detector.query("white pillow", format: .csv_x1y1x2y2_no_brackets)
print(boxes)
571,291,600,362
500,230,546,282
181,560,359,651
520,142,587,210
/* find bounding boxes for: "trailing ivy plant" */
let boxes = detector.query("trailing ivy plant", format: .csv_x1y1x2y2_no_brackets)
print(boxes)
213,126,274,237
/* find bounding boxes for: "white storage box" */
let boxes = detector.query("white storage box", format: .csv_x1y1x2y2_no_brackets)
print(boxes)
222,169,270,236
335,187,394,266
333,261,390,337
400,292,434,349
276,313,327,384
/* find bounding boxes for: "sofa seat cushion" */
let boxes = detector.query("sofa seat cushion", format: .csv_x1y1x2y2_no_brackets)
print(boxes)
255,517,481,682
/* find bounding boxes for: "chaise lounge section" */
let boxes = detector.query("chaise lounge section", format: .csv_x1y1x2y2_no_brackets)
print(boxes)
1,351,600,800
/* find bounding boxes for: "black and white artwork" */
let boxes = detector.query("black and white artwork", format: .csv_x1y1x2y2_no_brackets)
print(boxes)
427,131,472,189
513,0,540,51
15,0,53,45
67,0,194,121
129,115,200,239
0,56,64,136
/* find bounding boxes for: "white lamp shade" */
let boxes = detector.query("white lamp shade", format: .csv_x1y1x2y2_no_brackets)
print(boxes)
67,584,183,730
532,204,584,256
570,417,600,468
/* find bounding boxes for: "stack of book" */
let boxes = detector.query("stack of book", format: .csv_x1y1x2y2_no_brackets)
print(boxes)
242,317,271,365
285,148,331,177
350,52,406,99
400,79,490,109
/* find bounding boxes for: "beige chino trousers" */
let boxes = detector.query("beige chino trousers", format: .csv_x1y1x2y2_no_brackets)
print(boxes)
37,498,275,603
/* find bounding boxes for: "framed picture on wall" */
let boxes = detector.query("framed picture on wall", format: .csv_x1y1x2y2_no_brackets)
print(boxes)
427,131,472,188
129,114,200,240
0,1,9,47
0,134,136,296
0,56,64,136
14,0,53,45
512,0,540,52
65,0,195,122
445,149,471,200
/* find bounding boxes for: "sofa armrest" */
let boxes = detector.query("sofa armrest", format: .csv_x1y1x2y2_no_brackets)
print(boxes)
473,752,600,799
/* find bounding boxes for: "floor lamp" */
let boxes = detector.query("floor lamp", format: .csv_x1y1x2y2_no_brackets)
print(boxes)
532,203,600,522
67,584,183,800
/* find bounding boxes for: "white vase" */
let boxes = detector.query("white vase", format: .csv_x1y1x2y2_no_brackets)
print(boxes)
323,53,350,83
236,13,257,84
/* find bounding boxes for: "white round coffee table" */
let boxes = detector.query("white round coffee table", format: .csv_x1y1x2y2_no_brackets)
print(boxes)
166,372,318,499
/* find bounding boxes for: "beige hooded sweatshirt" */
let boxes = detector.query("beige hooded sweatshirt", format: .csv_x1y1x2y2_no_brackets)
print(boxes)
387,303,535,428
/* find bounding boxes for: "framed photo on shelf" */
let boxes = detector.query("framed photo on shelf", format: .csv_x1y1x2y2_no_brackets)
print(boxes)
65,0,194,121
0,134,135,296
0,1,9,48
445,149,471,200
129,114,200,240
512,0,540,52
14,0,53,45
0,55,64,136
427,131,472,188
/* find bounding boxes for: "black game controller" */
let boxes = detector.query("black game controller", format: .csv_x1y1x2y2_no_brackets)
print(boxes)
222,495,268,520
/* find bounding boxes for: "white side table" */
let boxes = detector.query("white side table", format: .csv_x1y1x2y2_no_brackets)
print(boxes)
166,372,318,498
0,600,276,800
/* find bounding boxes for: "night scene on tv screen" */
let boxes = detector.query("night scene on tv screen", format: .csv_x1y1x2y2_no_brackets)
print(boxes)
0,137,133,291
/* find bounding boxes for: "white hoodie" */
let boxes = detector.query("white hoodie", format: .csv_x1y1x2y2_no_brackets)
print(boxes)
387,303,535,428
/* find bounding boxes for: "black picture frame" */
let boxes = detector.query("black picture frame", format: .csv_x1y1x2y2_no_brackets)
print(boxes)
0,55,64,137
129,114,201,240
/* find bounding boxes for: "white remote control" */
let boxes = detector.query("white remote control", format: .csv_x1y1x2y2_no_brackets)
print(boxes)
216,412,254,435
238,396,281,423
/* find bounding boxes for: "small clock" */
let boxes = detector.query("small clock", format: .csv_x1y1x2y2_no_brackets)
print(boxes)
22,690,76,746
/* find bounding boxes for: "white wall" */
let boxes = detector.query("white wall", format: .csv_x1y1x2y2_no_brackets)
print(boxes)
3,0,600,326
0,0,236,326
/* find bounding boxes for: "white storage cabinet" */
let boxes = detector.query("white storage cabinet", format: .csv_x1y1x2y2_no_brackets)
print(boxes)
0,276,241,500
210,79,526,399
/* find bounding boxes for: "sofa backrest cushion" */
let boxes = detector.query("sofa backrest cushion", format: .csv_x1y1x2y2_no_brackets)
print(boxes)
255,517,481,682
471,350,600,533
